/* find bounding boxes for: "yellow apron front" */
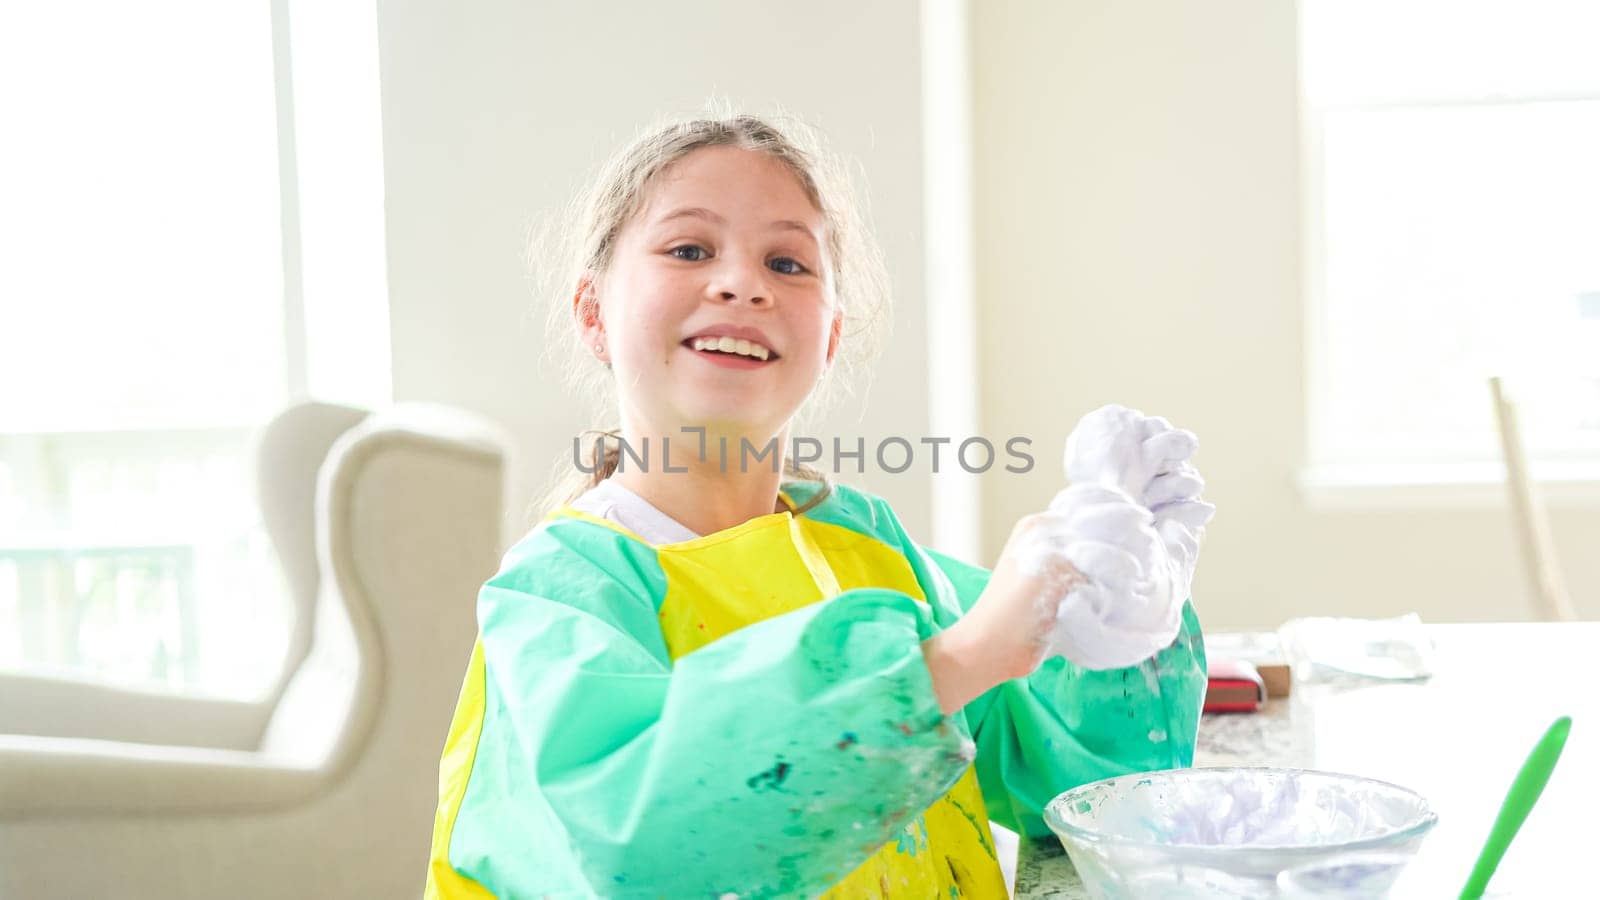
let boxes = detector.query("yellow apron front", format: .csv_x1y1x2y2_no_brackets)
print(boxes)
633,503,1005,898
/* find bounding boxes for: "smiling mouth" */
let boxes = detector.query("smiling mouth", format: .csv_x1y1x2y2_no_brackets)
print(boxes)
682,335,779,362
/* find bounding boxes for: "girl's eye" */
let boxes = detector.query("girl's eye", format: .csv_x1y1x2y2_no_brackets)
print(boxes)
669,245,708,261
770,257,808,275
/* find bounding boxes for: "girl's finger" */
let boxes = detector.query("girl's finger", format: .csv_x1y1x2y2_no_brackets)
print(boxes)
1145,471,1205,507
1141,428,1198,467
1139,415,1173,439
1157,498,1216,530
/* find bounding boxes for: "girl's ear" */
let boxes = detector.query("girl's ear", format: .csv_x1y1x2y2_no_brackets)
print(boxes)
572,272,600,327
574,272,607,361
572,267,601,341
825,311,843,366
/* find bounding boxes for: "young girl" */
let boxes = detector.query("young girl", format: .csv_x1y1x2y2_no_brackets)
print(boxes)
425,113,1213,898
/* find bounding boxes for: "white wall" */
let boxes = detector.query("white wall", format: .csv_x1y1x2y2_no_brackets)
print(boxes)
970,0,1599,627
372,0,935,547
368,0,1597,628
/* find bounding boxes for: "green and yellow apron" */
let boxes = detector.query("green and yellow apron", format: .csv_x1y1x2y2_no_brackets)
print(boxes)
426,481,1204,898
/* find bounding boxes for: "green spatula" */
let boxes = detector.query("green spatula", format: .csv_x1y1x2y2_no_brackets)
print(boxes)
1458,715,1572,899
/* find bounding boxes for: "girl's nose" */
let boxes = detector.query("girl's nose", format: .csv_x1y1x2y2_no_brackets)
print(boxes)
709,260,770,306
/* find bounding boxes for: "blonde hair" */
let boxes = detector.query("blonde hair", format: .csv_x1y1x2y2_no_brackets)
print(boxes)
529,105,892,522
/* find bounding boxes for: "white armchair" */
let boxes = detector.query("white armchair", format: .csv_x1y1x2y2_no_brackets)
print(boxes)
0,401,512,899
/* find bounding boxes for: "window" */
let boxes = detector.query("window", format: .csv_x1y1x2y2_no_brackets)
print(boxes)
0,430,286,697
1301,0,1600,487
0,1,389,699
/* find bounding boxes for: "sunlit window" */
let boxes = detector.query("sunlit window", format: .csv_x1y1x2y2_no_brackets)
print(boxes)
0,1,389,699
1302,0,1600,477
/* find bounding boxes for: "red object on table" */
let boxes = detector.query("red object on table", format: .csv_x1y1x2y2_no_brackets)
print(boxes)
1204,658,1267,713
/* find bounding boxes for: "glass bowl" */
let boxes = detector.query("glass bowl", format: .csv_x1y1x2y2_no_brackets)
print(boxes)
1042,767,1438,899
1274,851,1419,897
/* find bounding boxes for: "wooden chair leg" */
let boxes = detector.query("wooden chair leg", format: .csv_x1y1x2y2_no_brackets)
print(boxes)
1489,376,1578,622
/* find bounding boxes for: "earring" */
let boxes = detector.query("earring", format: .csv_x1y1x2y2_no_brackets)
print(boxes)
594,343,603,354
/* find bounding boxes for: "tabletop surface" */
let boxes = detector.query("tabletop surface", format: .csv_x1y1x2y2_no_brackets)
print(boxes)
1013,622,1599,898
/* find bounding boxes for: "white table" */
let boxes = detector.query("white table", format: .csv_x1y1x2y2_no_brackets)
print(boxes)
1015,623,1599,898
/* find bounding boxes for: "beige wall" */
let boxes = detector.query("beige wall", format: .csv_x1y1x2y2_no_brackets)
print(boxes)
369,0,1596,627
970,0,1598,627
373,0,935,547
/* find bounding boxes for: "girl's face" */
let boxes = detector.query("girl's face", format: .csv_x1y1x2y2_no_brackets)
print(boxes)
580,146,841,442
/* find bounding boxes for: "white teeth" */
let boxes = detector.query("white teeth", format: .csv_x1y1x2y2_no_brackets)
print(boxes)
690,335,771,360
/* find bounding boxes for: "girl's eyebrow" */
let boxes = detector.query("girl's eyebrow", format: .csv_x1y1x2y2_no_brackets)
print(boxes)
656,206,724,226
656,206,819,243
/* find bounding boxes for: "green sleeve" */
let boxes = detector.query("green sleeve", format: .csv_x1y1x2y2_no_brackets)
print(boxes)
475,532,975,896
918,545,1208,838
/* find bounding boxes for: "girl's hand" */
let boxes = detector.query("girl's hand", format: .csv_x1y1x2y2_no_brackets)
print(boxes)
1064,404,1216,597
1065,405,1212,515
1063,405,1193,498
923,484,1160,714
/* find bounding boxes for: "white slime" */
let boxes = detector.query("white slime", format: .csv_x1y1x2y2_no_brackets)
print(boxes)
1017,405,1216,671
